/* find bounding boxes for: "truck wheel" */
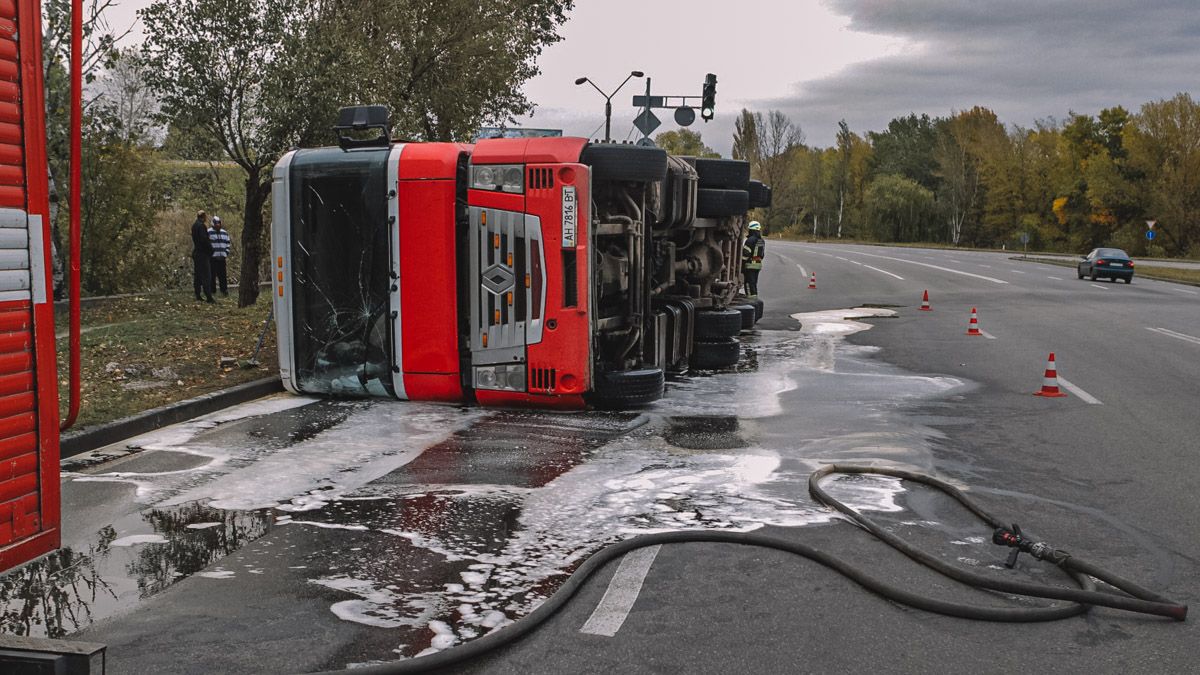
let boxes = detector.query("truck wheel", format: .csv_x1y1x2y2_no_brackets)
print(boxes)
732,304,756,330
581,144,668,183
592,368,665,408
694,308,743,339
748,180,772,208
749,297,764,320
696,189,749,218
694,158,751,190
690,338,742,370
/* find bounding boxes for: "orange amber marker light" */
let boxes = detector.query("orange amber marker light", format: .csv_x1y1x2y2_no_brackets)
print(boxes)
277,286,283,297
482,333,488,347
494,309,501,323
525,274,531,288
277,256,283,268
506,292,513,306
277,271,283,282
493,234,500,248
507,252,513,266
481,211,487,226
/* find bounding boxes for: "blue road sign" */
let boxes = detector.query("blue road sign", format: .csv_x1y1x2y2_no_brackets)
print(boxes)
1147,230,1156,240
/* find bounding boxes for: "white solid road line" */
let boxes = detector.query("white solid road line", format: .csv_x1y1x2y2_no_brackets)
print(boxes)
1146,326,1200,346
811,248,1009,284
579,545,661,637
979,330,997,340
1056,376,1103,405
1168,287,1198,295
862,264,903,280
795,262,808,277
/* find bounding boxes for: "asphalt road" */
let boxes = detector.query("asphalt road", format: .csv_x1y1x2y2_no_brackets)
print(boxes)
33,241,1200,673
460,241,1200,674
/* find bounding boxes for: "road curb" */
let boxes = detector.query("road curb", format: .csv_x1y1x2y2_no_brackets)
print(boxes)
59,376,284,458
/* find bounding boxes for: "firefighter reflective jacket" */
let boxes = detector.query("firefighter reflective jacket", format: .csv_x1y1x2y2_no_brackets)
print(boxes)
742,234,765,270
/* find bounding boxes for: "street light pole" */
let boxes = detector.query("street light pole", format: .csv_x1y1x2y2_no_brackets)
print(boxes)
575,70,644,142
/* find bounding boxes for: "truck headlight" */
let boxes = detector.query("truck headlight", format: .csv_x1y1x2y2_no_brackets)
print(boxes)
471,164,524,193
474,364,527,392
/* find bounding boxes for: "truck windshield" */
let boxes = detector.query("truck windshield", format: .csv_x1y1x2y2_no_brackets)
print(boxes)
288,148,393,397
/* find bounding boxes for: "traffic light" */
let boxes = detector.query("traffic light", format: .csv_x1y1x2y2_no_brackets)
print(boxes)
701,73,717,121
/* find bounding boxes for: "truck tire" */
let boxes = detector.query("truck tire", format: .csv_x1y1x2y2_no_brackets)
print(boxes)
749,297,764,320
696,189,749,218
592,368,665,408
748,180,772,208
732,304,756,329
581,144,668,183
694,308,743,339
694,158,751,190
690,337,742,370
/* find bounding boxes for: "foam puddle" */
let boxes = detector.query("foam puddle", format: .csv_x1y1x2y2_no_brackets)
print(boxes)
300,308,968,662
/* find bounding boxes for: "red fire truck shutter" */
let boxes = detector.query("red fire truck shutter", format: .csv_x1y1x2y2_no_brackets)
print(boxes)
0,0,50,554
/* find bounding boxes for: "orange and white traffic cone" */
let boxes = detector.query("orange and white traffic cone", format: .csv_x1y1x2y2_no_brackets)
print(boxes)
1033,352,1068,398
808,272,817,290
966,307,982,336
919,290,932,311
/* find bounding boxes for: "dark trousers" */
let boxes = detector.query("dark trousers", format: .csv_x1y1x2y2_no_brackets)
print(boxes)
211,257,228,295
743,268,761,296
193,254,213,300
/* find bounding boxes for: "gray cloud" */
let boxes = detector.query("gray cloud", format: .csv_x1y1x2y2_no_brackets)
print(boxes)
764,0,1200,146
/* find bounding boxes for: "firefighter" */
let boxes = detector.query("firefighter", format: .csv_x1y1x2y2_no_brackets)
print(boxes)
741,221,765,297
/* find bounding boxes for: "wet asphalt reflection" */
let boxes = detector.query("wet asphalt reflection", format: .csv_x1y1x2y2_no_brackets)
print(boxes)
2,310,994,669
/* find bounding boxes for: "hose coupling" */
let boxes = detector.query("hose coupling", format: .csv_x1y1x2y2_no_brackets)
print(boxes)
992,523,1071,568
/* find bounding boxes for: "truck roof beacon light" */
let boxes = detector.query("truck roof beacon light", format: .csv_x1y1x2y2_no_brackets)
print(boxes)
333,105,392,150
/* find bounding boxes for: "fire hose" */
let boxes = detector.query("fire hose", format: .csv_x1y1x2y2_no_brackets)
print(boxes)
332,464,1187,675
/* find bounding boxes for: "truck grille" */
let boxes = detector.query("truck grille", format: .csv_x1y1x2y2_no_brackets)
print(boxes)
528,168,555,191
529,366,557,392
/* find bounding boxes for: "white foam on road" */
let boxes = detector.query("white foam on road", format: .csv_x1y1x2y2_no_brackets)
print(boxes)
110,534,168,547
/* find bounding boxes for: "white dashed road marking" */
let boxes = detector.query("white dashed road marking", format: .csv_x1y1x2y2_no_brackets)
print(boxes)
862,264,903,280
1168,287,1198,295
1009,269,1026,274
1047,276,1063,280
807,248,1009,284
580,545,661,637
979,330,997,340
1090,284,1110,290
795,263,808,277
1146,327,1200,346
1056,376,1103,405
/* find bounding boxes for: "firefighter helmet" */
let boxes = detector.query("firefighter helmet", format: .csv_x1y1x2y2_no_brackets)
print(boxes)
748,221,762,231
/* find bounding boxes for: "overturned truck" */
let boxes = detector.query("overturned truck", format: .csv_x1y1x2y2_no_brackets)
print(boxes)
271,106,771,410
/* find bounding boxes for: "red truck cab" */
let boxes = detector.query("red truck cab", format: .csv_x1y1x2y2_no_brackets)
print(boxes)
272,129,595,408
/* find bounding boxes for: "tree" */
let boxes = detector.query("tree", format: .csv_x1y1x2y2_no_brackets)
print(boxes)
140,0,299,307
653,129,720,158
732,109,760,164
1127,93,1200,255
864,174,935,242
272,0,574,146
868,113,940,192
749,110,804,230
95,49,159,146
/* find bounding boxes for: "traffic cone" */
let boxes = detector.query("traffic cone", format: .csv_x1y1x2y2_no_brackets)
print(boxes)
966,307,982,336
1033,352,1068,398
919,290,932,311
808,272,817,290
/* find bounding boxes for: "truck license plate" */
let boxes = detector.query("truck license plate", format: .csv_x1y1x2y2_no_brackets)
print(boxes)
562,186,577,248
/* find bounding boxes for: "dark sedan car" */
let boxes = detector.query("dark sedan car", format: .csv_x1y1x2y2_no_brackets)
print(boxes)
1078,247,1135,283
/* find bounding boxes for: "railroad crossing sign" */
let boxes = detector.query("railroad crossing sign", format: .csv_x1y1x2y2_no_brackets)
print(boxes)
1147,230,1156,240
633,109,661,137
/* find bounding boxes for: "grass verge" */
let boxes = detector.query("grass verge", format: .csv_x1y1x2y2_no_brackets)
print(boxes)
55,291,278,430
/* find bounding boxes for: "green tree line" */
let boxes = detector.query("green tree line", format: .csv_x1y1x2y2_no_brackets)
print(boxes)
734,95,1200,258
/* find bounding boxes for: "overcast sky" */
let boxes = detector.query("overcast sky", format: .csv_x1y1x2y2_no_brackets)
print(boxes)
107,0,1200,154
